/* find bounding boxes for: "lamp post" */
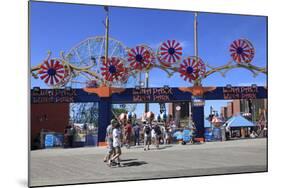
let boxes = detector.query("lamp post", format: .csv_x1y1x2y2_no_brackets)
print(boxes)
104,6,109,78
191,12,205,141
194,12,199,86
194,12,198,58
145,71,149,112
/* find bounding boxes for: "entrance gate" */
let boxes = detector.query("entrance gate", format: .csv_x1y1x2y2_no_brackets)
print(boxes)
31,85,267,145
30,10,267,146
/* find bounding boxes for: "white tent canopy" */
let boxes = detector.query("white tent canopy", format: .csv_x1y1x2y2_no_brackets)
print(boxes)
223,114,255,128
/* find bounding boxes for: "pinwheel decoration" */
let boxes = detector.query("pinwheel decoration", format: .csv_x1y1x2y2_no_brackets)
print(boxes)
157,40,182,67
179,56,206,82
101,57,127,82
127,45,154,71
230,39,255,64
38,59,68,86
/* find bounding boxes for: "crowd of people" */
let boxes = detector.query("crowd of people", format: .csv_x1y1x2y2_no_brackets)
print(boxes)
103,111,182,167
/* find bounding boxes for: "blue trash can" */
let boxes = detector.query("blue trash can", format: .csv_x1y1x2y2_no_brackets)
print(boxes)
44,134,54,148
182,129,191,143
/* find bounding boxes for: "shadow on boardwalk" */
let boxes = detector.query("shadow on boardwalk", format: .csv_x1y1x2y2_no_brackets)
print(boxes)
110,158,148,168
122,161,148,167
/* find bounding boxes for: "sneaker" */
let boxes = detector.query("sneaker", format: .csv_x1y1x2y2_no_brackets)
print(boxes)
107,160,112,167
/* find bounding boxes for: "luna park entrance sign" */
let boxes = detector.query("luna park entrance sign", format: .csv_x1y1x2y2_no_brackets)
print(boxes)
31,7,267,145
30,35,267,144
31,85,267,144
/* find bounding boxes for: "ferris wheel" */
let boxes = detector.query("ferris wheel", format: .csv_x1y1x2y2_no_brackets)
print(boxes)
112,103,137,113
64,36,136,88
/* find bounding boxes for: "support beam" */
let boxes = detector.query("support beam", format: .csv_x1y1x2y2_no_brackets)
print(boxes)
98,97,112,146
192,105,205,141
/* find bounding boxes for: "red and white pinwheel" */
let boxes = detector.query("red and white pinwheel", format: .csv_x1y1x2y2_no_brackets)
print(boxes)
101,57,127,82
38,59,68,86
127,46,154,71
179,56,206,82
230,39,255,64
157,40,182,67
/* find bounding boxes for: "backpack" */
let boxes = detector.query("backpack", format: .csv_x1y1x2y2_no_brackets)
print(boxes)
144,125,151,134
154,125,162,136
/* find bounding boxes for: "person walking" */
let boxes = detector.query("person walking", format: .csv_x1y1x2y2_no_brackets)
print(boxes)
143,122,152,151
153,123,162,149
103,119,116,163
165,123,171,144
124,120,132,149
108,123,122,167
151,124,156,146
163,126,169,144
133,123,140,146
119,113,127,147
160,124,166,144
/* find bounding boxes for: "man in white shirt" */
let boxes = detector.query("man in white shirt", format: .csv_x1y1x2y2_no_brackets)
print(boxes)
108,123,122,167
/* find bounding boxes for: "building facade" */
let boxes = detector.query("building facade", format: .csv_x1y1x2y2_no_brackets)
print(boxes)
168,102,191,126
221,99,267,122
31,103,69,149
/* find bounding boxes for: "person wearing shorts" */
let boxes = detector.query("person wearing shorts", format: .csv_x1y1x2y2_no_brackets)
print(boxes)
103,119,117,162
143,123,151,151
124,120,132,149
108,123,122,167
153,123,162,149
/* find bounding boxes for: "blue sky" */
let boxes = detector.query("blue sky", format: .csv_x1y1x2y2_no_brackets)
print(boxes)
30,1,267,118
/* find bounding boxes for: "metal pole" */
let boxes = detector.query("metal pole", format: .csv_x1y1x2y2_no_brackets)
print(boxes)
145,71,149,112
194,12,198,58
138,72,142,86
191,12,199,123
189,101,192,127
194,12,199,86
104,7,109,71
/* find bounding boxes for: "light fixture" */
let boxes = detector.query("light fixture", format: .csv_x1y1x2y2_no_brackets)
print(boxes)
65,86,72,92
163,85,170,91
33,87,40,94
251,84,257,89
